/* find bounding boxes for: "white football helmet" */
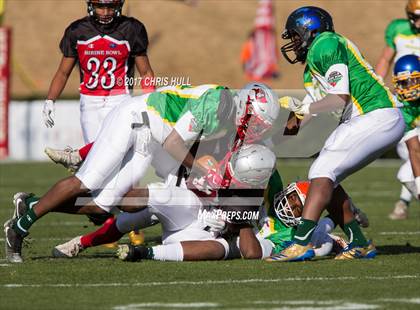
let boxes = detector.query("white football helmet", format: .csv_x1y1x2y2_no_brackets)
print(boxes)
274,181,309,227
234,82,280,143
226,144,276,188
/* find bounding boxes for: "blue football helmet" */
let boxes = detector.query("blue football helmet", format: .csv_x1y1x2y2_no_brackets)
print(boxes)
393,54,420,101
281,6,334,64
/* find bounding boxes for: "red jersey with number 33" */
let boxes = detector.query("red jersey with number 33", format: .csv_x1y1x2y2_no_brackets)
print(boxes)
60,16,148,96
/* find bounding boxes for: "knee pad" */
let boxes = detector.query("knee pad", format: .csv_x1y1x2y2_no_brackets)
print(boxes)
148,182,172,205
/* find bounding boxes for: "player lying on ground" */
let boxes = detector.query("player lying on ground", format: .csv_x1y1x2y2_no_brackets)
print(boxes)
4,83,280,263
273,6,404,262
392,55,420,200
48,144,369,262
116,168,369,262
53,144,279,259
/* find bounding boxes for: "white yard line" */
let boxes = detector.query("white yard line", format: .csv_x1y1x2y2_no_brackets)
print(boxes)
2,274,419,289
379,298,420,304
112,299,420,310
379,231,420,235
114,303,219,310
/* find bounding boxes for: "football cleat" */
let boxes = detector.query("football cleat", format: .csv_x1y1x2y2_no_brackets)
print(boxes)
266,242,315,262
117,244,149,262
334,241,377,260
329,234,349,254
44,147,82,173
129,230,145,246
388,200,408,220
4,219,24,263
12,192,34,220
117,244,136,261
52,236,84,258
352,206,369,228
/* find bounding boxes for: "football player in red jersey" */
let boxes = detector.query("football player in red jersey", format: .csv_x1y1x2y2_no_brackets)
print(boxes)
43,0,154,246
43,0,154,144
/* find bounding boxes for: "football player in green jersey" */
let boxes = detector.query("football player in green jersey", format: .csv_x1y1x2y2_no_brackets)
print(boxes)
375,0,420,220
271,6,405,262
376,0,420,219
393,55,420,200
4,83,280,263
376,0,420,79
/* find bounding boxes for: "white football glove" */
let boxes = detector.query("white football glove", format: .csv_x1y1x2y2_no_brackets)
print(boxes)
279,96,310,117
43,99,55,128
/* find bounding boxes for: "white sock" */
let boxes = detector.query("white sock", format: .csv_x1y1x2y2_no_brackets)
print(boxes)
400,185,412,204
152,243,184,261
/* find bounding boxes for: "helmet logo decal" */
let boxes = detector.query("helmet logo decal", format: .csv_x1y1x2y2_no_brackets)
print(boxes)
296,17,313,28
253,88,267,103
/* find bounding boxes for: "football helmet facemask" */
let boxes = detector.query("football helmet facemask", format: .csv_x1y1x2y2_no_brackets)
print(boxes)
234,82,279,144
274,181,310,227
406,0,420,32
86,0,125,25
392,54,420,102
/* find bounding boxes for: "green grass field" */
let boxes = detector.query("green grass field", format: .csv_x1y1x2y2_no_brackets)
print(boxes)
1,161,420,310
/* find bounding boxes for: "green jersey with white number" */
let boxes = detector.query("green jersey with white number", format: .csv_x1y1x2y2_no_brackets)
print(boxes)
304,32,397,119
385,19,420,62
257,169,296,254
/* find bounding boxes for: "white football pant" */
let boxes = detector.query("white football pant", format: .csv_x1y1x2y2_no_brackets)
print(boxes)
115,178,229,256
76,95,180,212
80,94,131,143
309,108,405,185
